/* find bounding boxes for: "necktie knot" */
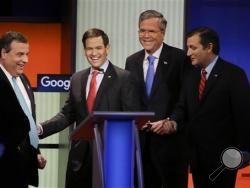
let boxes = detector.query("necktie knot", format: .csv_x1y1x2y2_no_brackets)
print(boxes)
92,70,98,76
147,55,156,64
201,68,207,77
12,76,17,82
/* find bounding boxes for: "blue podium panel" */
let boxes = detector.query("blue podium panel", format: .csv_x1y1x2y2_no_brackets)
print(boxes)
70,111,155,188
104,120,135,188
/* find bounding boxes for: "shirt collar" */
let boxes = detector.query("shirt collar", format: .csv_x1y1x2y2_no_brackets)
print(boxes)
0,64,17,85
90,59,109,74
144,43,163,61
204,56,219,78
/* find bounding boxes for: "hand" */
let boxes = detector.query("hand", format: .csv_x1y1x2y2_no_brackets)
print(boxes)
37,154,47,169
37,124,43,135
150,119,167,135
150,119,177,135
162,120,177,134
141,121,152,132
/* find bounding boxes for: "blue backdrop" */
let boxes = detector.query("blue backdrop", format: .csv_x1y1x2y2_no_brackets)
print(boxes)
186,0,250,81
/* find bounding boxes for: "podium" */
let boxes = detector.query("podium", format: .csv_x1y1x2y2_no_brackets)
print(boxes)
71,111,154,188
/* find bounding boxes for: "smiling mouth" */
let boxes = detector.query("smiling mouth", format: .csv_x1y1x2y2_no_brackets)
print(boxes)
17,64,24,68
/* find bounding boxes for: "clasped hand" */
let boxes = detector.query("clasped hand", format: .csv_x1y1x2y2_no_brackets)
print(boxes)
142,119,177,135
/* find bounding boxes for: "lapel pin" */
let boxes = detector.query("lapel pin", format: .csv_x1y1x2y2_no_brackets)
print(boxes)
163,61,168,65
214,74,219,78
108,75,112,78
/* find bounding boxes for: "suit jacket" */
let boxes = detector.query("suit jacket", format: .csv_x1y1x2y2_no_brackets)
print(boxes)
125,43,191,171
171,57,250,172
40,62,139,187
0,68,39,187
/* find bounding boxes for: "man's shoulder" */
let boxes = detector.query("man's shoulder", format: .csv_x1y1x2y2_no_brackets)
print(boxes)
162,43,185,55
126,49,145,62
219,58,247,76
109,63,130,76
71,68,89,79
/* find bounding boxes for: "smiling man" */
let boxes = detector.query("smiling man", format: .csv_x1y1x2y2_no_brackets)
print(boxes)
125,10,191,188
0,31,46,188
39,28,139,188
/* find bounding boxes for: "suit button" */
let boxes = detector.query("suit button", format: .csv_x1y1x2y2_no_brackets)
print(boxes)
17,146,21,150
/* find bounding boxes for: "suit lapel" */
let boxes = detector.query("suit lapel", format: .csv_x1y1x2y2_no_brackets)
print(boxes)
193,67,202,106
93,63,115,110
200,58,223,102
0,67,13,89
138,55,145,87
80,68,90,109
136,52,146,94
150,44,170,98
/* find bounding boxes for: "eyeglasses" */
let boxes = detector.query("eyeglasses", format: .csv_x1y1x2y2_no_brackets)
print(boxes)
138,29,162,36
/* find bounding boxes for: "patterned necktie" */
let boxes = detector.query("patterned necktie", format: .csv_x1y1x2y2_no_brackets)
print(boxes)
145,55,156,96
12,77,39,148
199,68,207,100
87,71,98,112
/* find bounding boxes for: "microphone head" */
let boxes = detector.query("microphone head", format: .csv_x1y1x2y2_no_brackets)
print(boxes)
97,67,104,73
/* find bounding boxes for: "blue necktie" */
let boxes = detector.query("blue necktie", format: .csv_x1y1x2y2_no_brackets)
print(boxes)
12,77,39,149
145,55,156,96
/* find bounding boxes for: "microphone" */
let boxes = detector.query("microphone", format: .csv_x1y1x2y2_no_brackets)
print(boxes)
97,68,104,73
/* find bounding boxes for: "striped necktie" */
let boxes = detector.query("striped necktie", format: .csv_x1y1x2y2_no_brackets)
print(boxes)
199,68,207,100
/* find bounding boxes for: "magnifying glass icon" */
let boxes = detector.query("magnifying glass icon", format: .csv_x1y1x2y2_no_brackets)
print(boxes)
209,147,243,181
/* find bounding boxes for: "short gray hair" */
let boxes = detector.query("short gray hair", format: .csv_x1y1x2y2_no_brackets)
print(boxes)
139,10,167,32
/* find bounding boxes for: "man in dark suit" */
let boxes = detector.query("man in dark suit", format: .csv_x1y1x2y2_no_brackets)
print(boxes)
0,31,46,188
38,28,139,188
125,10,190,188
164,27,250,188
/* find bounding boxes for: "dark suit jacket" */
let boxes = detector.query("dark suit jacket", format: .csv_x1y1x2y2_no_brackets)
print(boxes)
125,43,191,171
40,62,139,187
0,68,39,187
171,57,250,172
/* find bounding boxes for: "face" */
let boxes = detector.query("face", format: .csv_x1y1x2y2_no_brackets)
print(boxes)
84,36,110,69
1,41,29,77
186,34,212,67
139,18,165,54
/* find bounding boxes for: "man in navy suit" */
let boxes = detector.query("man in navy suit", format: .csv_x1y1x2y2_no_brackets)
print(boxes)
125,10,191,188
164,27,250,188
0,31,46,188
39,28,139,188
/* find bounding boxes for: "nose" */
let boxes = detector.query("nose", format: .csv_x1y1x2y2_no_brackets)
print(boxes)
187,48,191,57
92,48,98,55
23,55,28,63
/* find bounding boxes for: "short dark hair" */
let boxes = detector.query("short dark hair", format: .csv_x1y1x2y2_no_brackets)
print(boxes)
139,10,167,32
82,28,109,48
0,31,28,57
187,27,220,54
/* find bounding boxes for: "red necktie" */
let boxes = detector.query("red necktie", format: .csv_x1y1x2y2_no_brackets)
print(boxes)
87,71,98,112
199,68,207,100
